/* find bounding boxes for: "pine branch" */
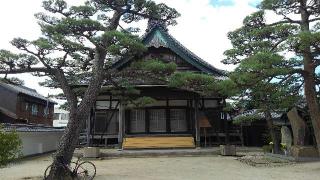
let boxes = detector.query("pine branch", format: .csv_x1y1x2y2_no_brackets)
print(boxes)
0,67,49,74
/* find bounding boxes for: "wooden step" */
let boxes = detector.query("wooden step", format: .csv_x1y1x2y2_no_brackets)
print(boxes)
123,136,195,149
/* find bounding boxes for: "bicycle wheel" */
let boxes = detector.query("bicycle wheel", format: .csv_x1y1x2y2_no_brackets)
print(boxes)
43,163,74,180
75,161,96,180
69,162,77,171
44,165,52,179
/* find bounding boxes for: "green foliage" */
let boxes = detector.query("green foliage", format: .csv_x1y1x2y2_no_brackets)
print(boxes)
232,114,261,125
222,0,320,153
104,31,147,57
168,72,217,95
221,1,307,114
223,102,235,112
110,83,141,96
127,96,157,108
218,52,300,113
59,102,70,111
216,79,238,97
131,59,177,76
0,77,24,86
0,50,38,71
0,0,181,177
0,0,180,89
0,126,22,167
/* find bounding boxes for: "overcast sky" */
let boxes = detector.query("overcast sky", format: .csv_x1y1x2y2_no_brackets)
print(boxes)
0,0,262,100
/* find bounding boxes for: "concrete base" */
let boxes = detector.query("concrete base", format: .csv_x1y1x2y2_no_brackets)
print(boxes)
83,147,100,158
290,146,319,158
74,147,262,158
220,145,236,156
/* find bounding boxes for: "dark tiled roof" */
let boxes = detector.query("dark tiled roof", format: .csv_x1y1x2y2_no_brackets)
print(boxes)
113,23,225,76
0,82,55,103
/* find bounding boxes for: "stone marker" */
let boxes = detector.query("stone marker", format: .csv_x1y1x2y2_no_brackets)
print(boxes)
281,126,293,149
287,108,308,146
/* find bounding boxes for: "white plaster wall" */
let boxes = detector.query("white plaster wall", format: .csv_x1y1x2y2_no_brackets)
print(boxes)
18,131,64,156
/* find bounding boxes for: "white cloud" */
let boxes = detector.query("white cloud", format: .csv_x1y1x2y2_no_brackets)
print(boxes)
154,0,258,69
0,0,261,99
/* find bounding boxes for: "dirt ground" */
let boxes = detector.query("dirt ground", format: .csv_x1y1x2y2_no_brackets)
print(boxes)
1,154,320,180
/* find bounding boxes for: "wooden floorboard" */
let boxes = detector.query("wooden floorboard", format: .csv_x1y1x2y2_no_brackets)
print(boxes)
123,136,195,149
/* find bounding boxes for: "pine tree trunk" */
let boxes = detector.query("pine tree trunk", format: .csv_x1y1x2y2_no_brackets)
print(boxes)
304,74,320,153
47,107,90,179
300,6,320,154
47,49,107,179
264,111,280,154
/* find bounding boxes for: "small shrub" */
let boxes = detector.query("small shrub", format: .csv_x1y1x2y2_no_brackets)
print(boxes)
0,125,22,167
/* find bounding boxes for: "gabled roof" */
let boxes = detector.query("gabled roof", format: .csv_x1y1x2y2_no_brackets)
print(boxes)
0,81,55,103
113,22,225,76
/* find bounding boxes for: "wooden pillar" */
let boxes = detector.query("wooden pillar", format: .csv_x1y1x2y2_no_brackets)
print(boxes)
195,98,200,147
118,102,123,148
186,100,191,132
223,99,230,145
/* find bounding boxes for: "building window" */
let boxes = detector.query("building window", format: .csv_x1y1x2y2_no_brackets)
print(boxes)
170,109,187,132
61,113,69,120
31,104,38,116
54,113,60,120
25,102,29,111
149,109,166,133
130,109,145,133
95,111,119,134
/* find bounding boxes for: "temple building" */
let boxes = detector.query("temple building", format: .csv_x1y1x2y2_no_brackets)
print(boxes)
86,21,242,149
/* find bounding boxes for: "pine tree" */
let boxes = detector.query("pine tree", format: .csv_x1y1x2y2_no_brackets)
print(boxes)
0,0,179,178
223,0,320,154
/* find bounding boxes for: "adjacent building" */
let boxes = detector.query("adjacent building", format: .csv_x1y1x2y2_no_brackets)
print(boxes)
0,81,55,126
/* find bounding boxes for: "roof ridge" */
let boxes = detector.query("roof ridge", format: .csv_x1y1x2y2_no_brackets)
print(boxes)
115,24,226,76
160,29,224,75
0,81,55,103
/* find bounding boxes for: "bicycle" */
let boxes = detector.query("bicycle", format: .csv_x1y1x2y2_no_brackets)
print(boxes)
44,155,96,180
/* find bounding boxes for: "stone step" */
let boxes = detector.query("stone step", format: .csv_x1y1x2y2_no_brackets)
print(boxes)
123,136,195,149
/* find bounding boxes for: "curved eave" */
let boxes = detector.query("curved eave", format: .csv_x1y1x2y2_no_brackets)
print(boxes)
113,25,225,77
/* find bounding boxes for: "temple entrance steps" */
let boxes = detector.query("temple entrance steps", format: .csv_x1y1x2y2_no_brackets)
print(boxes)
122,136,195,149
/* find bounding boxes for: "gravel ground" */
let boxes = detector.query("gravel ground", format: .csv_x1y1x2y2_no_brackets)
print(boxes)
1,154,320,180
237,154,294,167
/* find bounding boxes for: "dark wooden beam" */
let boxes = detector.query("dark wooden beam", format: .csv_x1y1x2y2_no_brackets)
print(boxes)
195,98,200,147
166,98,171,133
145,109,150,133
223,99,230,145
118,102,124,148
125,110,130,134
